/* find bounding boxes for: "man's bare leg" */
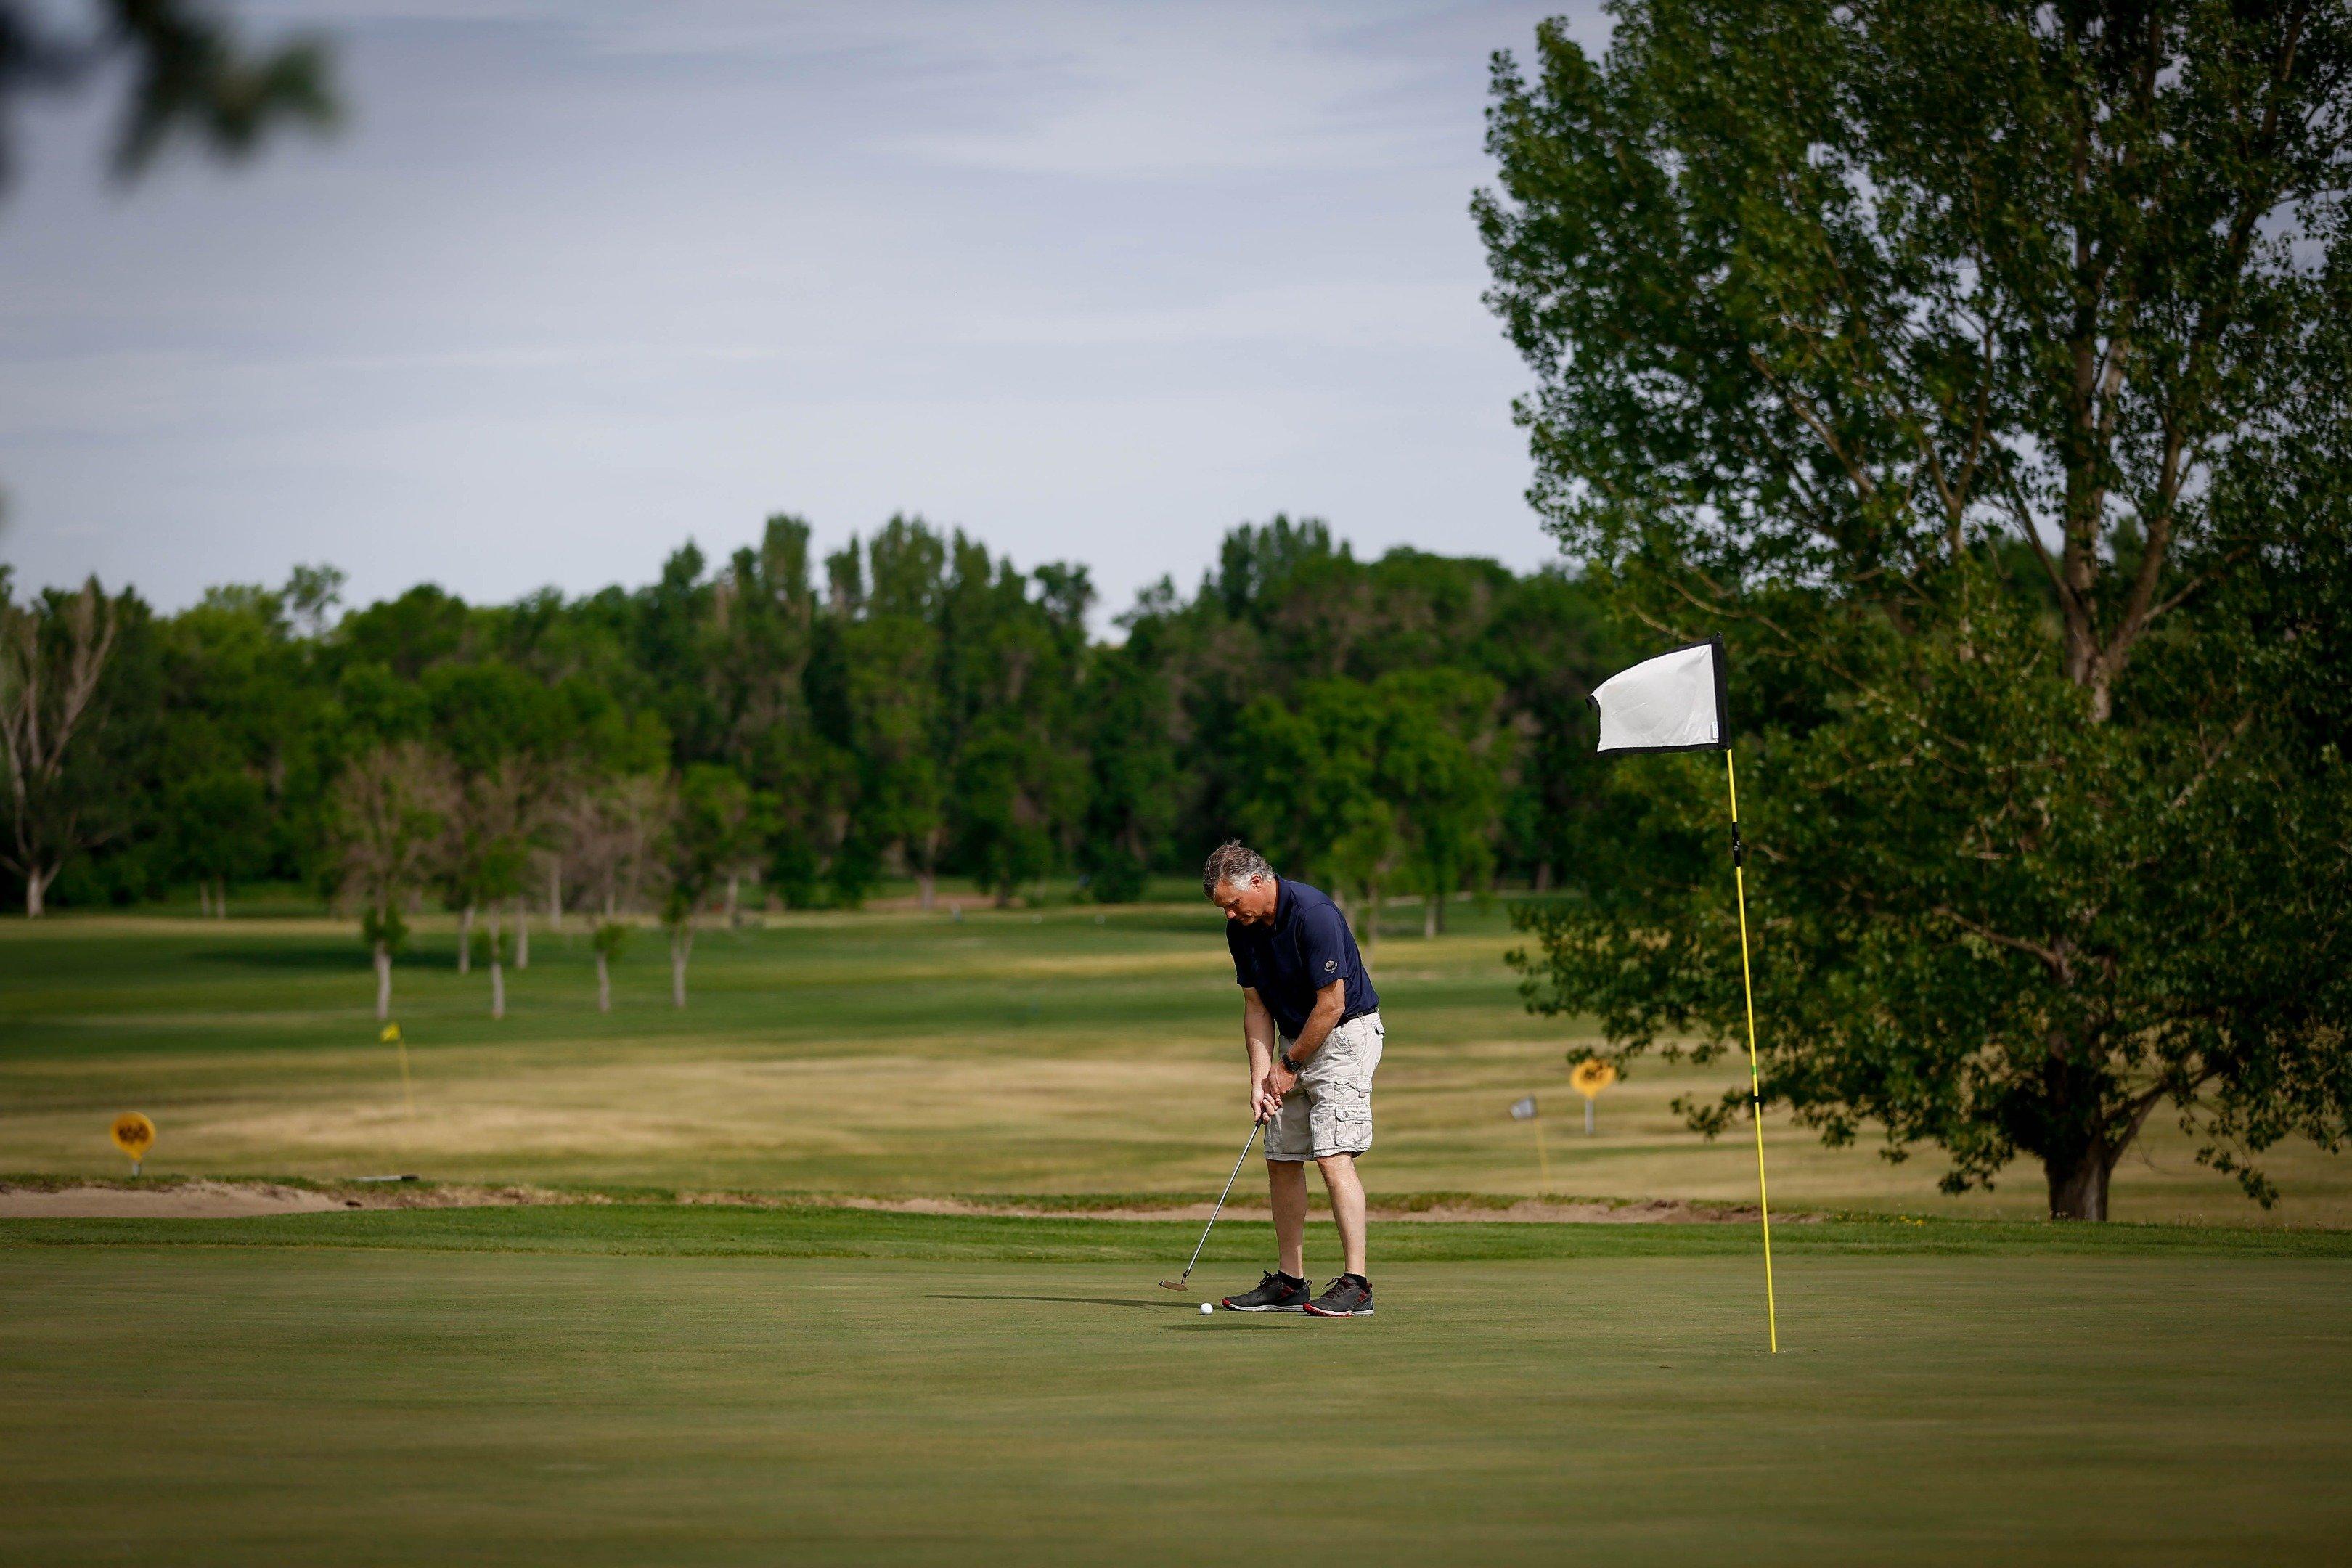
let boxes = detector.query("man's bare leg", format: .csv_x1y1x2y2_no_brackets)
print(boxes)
1315,1153,1367,1277
1269,1159,1309,1278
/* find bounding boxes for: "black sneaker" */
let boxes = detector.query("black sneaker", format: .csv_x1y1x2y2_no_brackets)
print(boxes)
1220,1270,1311,1312
1301,1274,1374,1317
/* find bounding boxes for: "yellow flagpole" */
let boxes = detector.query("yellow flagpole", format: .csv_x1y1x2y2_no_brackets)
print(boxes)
1726,748,1779,1353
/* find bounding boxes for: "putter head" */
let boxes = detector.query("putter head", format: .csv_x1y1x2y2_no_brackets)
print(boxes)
1157,1279,1187,1291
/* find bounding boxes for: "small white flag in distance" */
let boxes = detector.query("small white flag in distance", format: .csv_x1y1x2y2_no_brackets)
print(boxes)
1508,1095,1538,1121
1590,636,1729,754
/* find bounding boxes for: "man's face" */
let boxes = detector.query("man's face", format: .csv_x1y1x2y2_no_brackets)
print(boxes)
1209,875,1279,926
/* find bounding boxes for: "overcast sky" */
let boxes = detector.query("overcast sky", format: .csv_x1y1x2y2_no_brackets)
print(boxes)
0,0,1606,626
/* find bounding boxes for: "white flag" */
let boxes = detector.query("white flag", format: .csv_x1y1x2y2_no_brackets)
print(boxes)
1590,637,1728,754
1508,1095,1538,1121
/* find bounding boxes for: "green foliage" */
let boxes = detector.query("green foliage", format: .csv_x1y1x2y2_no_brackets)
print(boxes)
359,901,406,957
13,507,1622,947
327,740,445,935
0,1,337,188
1123,518,1623,900
0,573,154,912
589,920,630,962
1074,645,1175,905
1379,670,1511,934
1484,0,2352,1217
671,762,768,908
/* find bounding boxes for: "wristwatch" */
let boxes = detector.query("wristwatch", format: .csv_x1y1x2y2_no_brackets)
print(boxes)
1279,1051,1302,1077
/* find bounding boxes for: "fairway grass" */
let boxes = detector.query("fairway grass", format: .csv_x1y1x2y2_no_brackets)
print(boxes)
4,1225,2346,1567
7,905,2348,1223
7,904,2350,1561
8,1201,2352,1261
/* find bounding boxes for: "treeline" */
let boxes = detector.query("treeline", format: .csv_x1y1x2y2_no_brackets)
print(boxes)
0,515,1628,973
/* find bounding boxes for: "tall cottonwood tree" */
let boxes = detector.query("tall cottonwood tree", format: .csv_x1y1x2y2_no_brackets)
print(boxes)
331,742,446,1022
1481,0,2352,1217
0,576,123,915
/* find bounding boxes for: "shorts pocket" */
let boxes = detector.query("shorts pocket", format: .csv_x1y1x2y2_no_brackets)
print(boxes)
1321,1106,1373,1155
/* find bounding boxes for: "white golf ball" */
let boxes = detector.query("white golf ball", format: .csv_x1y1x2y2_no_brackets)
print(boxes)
1200,1302,1215,1315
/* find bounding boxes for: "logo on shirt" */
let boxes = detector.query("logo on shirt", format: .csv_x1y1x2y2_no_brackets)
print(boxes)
1323,960,1336,971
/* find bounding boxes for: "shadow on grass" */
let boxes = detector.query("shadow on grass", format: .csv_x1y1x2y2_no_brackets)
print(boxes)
926,1292,1189,1311
192,944,369,972
195,944,489,974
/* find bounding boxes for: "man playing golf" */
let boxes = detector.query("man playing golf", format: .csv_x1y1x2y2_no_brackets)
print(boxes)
1202,841,1383,1317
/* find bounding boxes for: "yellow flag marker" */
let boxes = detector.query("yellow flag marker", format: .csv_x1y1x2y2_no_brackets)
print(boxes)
1570,1058,1617,1135
381,1021,415,1115
110,1112,155,1177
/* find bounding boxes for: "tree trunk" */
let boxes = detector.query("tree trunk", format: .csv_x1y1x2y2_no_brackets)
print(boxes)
596,952,611,1013
490,959,505,1020
375,941,393,1022
458,905,475,974
669,929,692,1008
918,869,936,912
604,887,617,920
725,873,740,922
515,902,530,969
2044,1147,2113,1221
214,878,228,920
198,881,212,918
25,864,52,918
550,859,563,933
1422,894,1438,940
1534,861,1552,894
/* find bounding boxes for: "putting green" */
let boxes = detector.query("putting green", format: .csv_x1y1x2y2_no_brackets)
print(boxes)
4,1236,2346,1565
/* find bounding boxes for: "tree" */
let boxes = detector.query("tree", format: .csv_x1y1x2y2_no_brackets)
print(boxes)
591,920,629,1014
1231,677,1402,952
155,575,341,918
166,767,269,917
842,616,945,909
423,663,543,973
432,754,533,976
563,773,672,918
956,728,1062,907
1075,643,1177,905
1480,0,2352,1217
1375,670,1508,938
0,576,123,915
475,923,507,1020
659,886,696,1010
663,764,758,1007
330,743,446,1022
0,1,335,190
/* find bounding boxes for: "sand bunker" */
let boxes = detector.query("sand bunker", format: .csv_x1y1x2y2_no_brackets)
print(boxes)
0,1180,350,1219
0,1180,597,1219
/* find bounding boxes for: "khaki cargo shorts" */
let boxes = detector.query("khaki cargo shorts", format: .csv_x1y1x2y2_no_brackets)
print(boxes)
1266,1011,1384,1161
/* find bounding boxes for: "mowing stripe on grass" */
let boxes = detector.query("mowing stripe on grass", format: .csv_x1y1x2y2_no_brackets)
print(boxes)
4,1204,2348,1260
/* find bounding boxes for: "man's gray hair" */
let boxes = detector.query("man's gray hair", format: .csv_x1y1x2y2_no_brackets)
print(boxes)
1201,840,1273,896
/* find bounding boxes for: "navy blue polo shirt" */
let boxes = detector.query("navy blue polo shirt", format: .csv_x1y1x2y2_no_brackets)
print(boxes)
1225,878,1379,1040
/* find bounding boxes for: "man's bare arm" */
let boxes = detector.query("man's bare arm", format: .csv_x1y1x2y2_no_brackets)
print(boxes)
1243,988,1278,1118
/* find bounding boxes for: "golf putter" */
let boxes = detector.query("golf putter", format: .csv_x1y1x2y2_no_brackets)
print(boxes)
1159,1119,1263,1291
